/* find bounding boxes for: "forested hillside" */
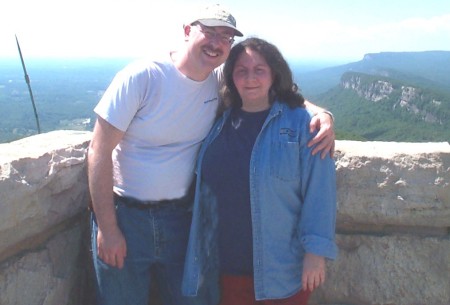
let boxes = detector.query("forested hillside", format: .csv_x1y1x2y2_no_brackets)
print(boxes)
0,58,129,143
297,51,450,142
313,73,450,141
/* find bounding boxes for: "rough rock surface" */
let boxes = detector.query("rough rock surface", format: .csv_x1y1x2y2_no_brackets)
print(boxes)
311,235,450,305
335,141,450,230
310,141,450,305
1,133,449,305
0,131,92,305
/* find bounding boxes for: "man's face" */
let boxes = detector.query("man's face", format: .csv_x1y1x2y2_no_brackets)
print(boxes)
187,23,236,70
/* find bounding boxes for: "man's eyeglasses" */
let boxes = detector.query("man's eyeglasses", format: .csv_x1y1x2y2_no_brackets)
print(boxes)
194,24,235,45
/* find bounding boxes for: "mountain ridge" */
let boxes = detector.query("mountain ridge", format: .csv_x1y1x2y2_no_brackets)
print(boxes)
295,50,450,97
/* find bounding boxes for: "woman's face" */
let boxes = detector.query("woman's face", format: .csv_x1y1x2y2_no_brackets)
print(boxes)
232,48,273,112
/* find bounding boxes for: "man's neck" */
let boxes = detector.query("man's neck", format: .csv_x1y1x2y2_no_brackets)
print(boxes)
170,51,212,82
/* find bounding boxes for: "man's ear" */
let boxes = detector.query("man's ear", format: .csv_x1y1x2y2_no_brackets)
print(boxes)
183,24,192,41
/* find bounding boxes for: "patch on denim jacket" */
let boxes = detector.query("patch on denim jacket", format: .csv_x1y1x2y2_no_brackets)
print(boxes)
279,128,297,137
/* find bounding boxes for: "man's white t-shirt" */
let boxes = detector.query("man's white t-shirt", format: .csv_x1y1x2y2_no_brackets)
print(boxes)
94,54,221,201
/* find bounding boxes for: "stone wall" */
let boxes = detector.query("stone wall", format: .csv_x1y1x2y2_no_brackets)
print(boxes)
311,141,450,305
0,131,449,305
0,131,93,305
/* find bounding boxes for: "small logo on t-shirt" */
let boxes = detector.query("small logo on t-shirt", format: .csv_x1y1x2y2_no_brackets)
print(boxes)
204,97,218,104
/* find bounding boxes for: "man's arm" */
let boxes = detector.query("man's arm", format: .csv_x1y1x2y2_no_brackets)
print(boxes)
88,116,127,268
304,100,335,159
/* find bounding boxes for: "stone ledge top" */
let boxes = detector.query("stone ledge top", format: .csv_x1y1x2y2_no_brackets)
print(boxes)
336,140,450,158
0,130,92,162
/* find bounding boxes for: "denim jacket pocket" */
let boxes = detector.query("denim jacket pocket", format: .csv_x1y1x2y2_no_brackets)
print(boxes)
270,141,300,181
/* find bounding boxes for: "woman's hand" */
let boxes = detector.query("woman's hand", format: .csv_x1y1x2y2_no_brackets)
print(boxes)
302,253,326,292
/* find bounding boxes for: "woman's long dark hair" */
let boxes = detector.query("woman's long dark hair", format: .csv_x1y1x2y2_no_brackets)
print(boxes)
221,37,305,110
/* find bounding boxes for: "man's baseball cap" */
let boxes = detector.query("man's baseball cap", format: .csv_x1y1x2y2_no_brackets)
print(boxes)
185,4,244,37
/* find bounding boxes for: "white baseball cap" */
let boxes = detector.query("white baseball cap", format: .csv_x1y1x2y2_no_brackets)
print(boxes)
185,4,244,37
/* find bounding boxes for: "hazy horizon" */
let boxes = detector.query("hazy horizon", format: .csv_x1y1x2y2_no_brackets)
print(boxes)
2,0,450,62
4,48,450,70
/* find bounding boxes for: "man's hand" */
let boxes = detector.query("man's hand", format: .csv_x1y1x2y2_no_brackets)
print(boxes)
97,226,127,269
302,253,326,292
308,112,335,159
89,116,127,268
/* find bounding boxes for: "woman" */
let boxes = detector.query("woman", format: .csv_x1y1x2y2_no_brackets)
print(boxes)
183,37,337,305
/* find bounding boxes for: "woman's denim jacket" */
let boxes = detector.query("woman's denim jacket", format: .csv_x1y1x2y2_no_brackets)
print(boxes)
182,101,338,301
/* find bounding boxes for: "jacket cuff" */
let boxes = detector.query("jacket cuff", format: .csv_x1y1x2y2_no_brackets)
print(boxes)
301,234,338,260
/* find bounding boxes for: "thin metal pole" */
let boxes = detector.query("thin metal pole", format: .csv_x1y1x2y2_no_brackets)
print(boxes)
15,34,41,134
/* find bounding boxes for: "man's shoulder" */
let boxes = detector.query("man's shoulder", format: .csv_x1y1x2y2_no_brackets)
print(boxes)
124,54,172,74
274,102,313,129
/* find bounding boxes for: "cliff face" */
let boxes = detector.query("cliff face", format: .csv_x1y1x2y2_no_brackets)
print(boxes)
0,131,449,305
341,72,445,124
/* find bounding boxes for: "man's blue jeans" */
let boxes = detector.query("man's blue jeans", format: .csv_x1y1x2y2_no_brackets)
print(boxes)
91,195,211,305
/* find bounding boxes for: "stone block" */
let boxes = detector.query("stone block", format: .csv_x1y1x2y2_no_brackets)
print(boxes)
335,141,450,230
311,234,450,305
0,131,92,261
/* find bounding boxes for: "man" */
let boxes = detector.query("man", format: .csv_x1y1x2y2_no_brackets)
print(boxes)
88,4,335,305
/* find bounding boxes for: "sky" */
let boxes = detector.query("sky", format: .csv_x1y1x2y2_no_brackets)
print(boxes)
2,0,450,63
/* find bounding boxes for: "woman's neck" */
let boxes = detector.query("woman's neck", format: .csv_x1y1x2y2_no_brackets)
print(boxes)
241,98,270,112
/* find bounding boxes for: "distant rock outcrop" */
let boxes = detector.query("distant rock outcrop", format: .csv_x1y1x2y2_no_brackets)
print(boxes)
341,72,445,125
